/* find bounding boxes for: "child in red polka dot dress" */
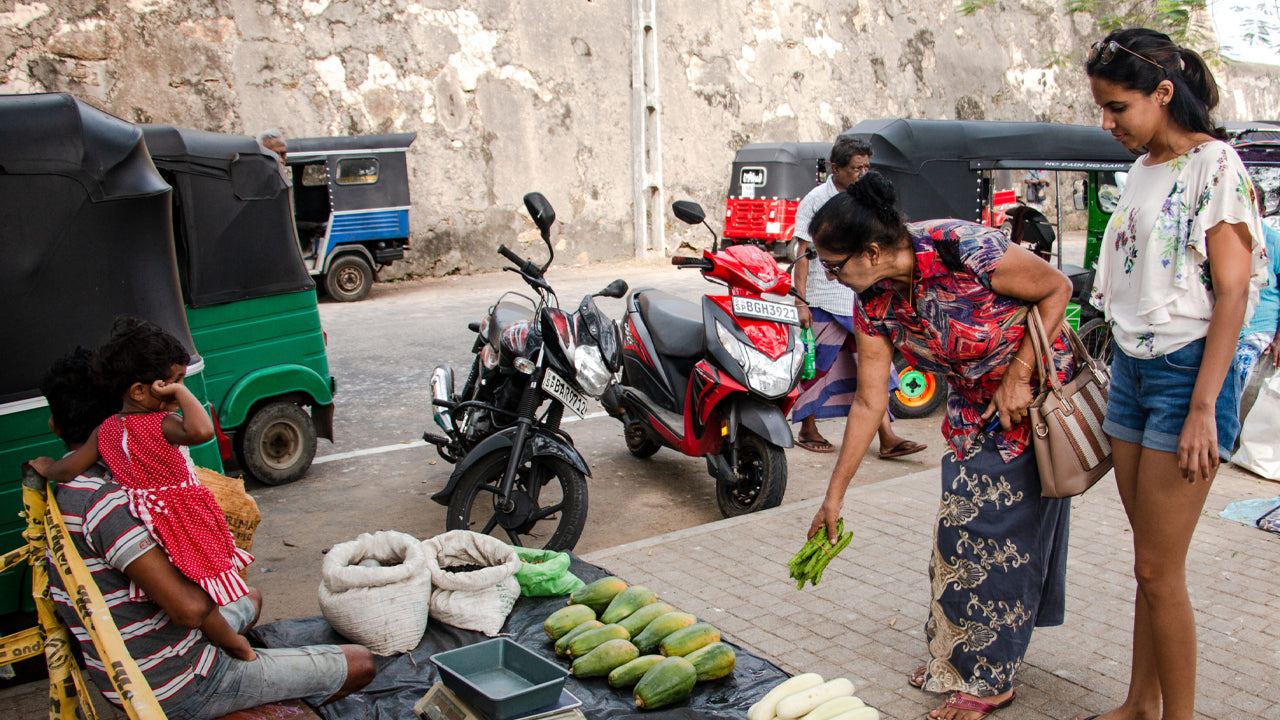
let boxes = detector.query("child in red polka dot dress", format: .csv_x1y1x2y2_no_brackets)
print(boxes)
32,317,256,661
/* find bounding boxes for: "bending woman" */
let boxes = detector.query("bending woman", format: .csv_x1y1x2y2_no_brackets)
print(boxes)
807,171,1075,720
1084,28,1266,720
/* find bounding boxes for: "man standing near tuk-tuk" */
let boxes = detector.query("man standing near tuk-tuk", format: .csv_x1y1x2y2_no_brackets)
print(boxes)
790,136,926,460
258,128,290,184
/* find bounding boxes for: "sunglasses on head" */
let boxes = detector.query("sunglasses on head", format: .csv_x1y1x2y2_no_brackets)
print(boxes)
1089,40,1165,73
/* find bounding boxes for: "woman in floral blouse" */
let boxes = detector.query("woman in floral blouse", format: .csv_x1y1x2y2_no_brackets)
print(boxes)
807,170,1076,720
1084,28,1266,720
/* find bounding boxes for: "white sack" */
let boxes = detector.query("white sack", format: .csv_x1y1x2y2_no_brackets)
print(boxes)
1232,365,1280,480
318,531,431,655
423,530,521,636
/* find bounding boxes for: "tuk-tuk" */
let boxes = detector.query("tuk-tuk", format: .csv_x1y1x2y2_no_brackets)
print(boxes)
723,142,831,259
0,94,224,617
140,125,336,486
283,133,417,302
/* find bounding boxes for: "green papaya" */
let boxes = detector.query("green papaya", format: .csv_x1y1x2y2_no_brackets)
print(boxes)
618,601,675,637
570,638,639,678
607,654,665,688
555,619,602,656
569,576,628,614
632,611,697,654
659,622,721,657
633,656,697,710
544,604,596,640
567,623,630,658
600,584,659,624
685,641,736,681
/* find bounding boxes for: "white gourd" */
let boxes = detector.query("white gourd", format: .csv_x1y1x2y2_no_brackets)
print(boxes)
775,678,856,719
747,673,824,720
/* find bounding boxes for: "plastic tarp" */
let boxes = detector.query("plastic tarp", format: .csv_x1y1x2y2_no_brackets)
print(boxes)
250,555,788,720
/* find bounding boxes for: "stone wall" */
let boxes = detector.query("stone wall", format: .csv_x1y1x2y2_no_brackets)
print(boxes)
3,0,1275,277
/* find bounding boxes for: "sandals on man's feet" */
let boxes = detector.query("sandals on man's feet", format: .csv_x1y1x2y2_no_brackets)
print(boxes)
796,437,835,453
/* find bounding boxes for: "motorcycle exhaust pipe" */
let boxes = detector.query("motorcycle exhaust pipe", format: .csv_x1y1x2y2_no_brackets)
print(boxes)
431,365,455,432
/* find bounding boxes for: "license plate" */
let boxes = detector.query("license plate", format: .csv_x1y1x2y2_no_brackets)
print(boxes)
731,296,800,325
542,368,589,418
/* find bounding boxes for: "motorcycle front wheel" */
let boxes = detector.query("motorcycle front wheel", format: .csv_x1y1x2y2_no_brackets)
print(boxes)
716,431,787,517
446,451,588,551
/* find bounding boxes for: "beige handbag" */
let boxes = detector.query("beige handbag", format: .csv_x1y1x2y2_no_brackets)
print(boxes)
1024,306,1112,497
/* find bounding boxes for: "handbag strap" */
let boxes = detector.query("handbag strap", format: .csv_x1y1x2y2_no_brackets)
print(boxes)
1025,306,1104,394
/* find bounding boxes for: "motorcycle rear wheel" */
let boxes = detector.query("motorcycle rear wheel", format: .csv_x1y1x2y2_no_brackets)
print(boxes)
446,451,588,551
716,431,787,517
624,422,661,458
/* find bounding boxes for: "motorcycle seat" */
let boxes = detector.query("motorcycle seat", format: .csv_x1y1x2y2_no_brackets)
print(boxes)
637,291,703,358
490,300,533,347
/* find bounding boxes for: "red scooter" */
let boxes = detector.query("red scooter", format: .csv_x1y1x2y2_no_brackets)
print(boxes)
600,200,803,517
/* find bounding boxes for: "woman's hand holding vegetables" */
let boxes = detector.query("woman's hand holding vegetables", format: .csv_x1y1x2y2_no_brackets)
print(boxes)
808,497,844,545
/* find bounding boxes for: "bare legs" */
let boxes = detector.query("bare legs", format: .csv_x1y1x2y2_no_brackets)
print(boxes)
1094,438,1216,720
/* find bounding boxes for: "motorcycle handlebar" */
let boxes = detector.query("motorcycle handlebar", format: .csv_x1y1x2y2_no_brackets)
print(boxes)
497,244,550,290
671,256,714,270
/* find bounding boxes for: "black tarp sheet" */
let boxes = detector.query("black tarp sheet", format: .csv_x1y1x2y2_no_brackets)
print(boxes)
249,555,789,720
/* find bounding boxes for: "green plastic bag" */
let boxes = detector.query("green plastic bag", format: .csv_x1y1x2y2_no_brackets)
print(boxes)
512,547,585,597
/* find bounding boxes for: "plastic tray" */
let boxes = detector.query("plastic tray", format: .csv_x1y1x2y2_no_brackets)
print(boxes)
429,638,568,720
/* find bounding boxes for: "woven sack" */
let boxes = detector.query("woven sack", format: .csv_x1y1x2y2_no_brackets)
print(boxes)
1025,306,1113,497
423,530,521,636
195,467,260,579
319,531,431,655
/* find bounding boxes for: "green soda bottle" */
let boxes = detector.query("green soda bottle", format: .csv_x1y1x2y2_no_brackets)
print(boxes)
800,326,816,379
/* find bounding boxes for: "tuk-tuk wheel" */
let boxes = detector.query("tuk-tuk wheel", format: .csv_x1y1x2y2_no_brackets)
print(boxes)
889,352,946,419
325,255,373,302
238,401,317,485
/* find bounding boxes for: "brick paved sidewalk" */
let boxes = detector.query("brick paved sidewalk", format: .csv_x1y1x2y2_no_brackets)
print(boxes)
584,466,1280,720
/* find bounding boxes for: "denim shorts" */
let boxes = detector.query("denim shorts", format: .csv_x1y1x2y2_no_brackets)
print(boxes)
1103,338,1241,460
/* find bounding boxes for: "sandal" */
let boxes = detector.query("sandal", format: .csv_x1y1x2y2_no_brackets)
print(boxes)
879,439,928,459
931,691,1016,719
907,664,927,688
796,437,835,453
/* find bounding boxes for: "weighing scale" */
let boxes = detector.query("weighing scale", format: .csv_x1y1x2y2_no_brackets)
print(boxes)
413,682,585,720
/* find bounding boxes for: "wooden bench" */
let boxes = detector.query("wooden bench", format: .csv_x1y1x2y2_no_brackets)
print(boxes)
0,466,320,720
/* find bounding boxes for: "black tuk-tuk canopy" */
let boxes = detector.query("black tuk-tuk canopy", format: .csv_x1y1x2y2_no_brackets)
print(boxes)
141,125,315,308
727,142,832,200
0,94,196,404
840,118,1138,222
284,132,415,212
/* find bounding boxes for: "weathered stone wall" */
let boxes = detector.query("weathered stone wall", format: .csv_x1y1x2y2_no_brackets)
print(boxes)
3,1,1275,277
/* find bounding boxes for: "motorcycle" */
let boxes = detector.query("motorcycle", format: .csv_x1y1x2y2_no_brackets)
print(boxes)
423,192,627,551
600,200,803,517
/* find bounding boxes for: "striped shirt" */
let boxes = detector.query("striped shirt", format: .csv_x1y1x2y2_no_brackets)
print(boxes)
48,465,218,708
793,177,857,316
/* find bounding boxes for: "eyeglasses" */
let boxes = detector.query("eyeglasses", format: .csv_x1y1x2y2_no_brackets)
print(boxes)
1089,40,1165,73
819,253,854,276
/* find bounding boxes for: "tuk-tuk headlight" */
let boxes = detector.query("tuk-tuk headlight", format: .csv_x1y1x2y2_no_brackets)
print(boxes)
715,321,798,398
573,345,610,397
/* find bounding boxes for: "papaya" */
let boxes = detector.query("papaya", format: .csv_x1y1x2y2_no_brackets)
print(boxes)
570,638,639,678
685,641,736,681
544,604,596,640
607,654,665,688
632,611,697,653
659,622,721,657
569,576,628,614
567,623,630,658
555,619,602,656
600,584,659,624
633,656,697,710
618,601,675,637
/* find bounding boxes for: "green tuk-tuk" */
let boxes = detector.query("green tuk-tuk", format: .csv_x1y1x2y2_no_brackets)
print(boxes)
0,94,225,617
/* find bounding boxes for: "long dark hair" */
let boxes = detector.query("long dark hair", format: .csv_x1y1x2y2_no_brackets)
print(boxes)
1084,27,1224,140
809,170,909,256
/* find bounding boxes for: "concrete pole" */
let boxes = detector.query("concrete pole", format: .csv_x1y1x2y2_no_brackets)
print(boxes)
631,0,664,257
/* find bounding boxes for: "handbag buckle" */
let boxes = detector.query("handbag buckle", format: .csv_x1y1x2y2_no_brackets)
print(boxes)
1035,422,1049,438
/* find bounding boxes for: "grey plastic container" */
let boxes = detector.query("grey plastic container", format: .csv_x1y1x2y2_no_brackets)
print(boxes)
429,638,568,720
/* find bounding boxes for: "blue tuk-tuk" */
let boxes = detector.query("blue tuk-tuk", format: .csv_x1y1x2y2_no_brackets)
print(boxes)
0,93,224,617
283,133,417,302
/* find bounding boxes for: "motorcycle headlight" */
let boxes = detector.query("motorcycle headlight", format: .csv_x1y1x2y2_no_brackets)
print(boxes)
715,321,800,398
573,345,611,397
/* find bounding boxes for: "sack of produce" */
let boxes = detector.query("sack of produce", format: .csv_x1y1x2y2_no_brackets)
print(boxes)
513,546,585,597
318,530,431,655
423,530,521,636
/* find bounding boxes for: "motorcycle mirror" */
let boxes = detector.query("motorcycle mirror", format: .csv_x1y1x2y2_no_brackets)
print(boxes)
671,200,705,225
597,279,628,298
524,192,556,234
783,245,817,274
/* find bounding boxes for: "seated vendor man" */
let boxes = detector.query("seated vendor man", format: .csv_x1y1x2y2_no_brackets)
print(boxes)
37,348,376,720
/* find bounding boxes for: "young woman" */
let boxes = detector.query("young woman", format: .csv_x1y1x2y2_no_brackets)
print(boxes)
1084,28,1267,720
807,171,1076,720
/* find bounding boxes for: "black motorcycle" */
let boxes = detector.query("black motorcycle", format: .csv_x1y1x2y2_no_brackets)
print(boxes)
423,192,626,551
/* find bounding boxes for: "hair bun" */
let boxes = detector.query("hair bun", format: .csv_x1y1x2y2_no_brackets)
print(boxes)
848,170,900,225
